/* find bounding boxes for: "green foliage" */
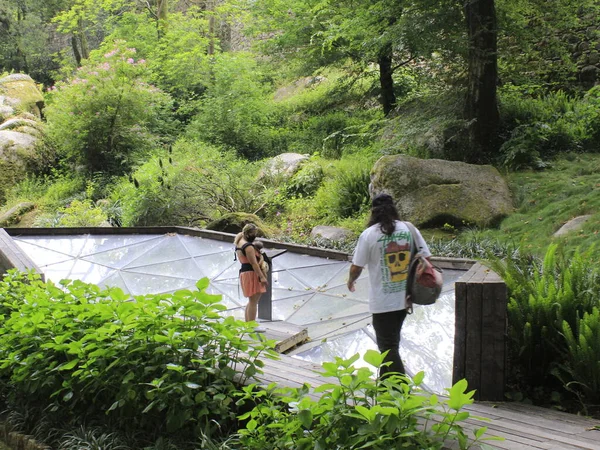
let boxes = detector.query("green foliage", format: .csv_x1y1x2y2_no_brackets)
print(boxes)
560,307,600,410
111,139,265,227
186,52,278,159
45,43,176,174
314,158,372,220
232,351,499,449
0,270,276,447
490,245,600,410
498,87,600,169
286,161,324,198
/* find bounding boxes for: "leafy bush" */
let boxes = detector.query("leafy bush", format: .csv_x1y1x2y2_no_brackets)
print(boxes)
186,53,277,159
286,161,324,198
111,140,266,227
490,245,600,411
315,158,372,220
232,352,499,450
0,271,275,447
45,43,176,175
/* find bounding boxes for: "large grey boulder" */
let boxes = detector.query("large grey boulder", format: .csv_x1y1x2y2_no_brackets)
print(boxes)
310,225,353,243
370,155,513,228
553,215,593,237
0,74,50,203
260,153,309,180
0,74,44,118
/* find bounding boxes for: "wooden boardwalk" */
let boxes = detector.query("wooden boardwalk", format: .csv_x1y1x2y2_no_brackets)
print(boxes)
248,353,600,450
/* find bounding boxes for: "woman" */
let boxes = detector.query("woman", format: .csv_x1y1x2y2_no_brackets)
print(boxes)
234,223,267,324
347,193,431,377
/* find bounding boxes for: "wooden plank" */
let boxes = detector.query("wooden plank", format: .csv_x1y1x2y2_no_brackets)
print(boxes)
0,228,43,279
465,279,483,400
453,280,467,383
480,282,507,401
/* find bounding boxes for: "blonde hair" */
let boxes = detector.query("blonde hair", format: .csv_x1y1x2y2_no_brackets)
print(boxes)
242,223,258,241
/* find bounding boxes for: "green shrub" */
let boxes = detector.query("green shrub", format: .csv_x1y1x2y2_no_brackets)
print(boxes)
0,271,276,447
560,307,600,412
490,245,600,410
186,53,277,159
232,352,499,449
286,161,324,198
45,43,176,175
315,159,371,220
111,140,266,227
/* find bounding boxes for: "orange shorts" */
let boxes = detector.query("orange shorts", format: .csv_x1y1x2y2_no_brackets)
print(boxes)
240,271,266,298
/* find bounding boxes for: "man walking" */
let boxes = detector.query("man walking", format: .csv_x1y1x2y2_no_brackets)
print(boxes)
347,193,431,377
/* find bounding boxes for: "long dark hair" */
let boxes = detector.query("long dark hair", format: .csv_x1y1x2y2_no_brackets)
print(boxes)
367,194,400,236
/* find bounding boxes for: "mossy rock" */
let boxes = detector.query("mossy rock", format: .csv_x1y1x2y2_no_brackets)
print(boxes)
370,155,513,228
0,74,44,118
205,213,271,236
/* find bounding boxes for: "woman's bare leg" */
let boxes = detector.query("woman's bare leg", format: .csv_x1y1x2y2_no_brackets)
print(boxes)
245,293,262,322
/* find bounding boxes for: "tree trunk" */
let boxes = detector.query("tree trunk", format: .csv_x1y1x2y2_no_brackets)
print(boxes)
464,0,499,163
378,43,396,116
77,18,90,60
157,0,168,39
71,35,82,66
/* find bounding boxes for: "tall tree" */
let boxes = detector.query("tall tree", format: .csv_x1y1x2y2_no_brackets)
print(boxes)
247,0,463,116
463,0,499,162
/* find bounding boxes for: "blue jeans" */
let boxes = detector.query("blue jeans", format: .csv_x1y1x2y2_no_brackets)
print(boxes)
372,309,408,377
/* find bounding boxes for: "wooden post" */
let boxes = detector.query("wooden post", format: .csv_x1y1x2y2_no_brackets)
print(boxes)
453,263,507,401
258,249,287,322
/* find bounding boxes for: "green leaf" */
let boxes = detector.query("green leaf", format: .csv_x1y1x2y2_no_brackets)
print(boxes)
58,359,79,371
363,349,384,368
298,409,312,428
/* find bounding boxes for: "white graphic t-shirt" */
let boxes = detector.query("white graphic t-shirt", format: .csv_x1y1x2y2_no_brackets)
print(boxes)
352,221,431,313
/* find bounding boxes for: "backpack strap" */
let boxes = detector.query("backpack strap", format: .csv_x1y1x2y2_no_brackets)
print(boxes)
239,242,255,256
403,221,422,259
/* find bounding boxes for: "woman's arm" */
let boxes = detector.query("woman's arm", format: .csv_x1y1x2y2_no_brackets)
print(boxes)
245,246,268,284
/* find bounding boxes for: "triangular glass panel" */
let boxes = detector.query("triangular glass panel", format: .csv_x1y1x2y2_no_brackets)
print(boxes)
68,260,115,284
271,294,315,321
286,294,367,325
272,252,345,270
212,261,241,281
271,286,314,300
177,235,233,257
14,240,73,267
14,235,89,257
98,272,131,295
82,240,162,269
120,272,198,296
42,260,76,283
124,258,206,280
193,252,237,279
125,236,190,268
321,277,369,302
271,270,312,292
286,263,347,290
205,282,245,310
79,235,161,257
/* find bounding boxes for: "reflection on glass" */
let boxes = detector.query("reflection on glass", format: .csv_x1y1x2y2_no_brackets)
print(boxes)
125,237,190,268
78,235,161,257
83,240,162,269
287,263,347,289
14,240,73,266
193,252,237,279
178,235,232,257
15,236,88,256
120,272,198,295
125,258,206,280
